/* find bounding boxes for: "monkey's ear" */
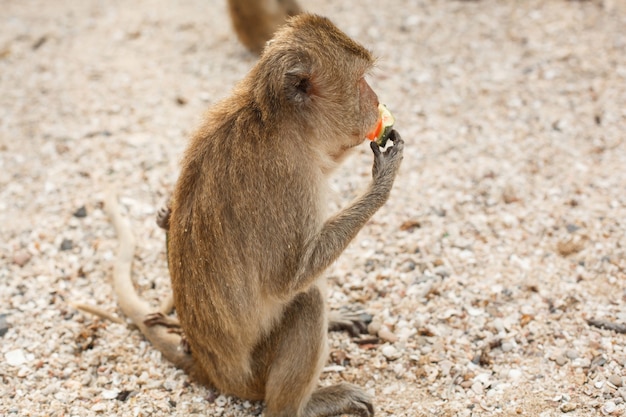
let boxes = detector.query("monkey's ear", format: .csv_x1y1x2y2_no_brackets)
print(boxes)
284,71,314,105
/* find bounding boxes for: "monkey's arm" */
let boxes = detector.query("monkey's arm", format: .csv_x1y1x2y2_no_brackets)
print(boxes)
104,191,194,370
292,132,404,294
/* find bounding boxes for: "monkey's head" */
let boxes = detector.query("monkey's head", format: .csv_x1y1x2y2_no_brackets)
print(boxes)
252,14,380,168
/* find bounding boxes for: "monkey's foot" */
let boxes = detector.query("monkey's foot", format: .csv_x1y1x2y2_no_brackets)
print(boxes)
156,203,171,230
307,383,374,417
144,312,180,329
328,307,373,337
144,313,191,354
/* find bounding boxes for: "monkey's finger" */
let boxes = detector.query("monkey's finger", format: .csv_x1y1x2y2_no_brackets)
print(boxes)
385,132,404,156
369,140,381,156
388,129,401,143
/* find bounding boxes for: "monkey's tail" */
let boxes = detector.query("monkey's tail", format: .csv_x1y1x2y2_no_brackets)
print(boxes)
102,190,195,370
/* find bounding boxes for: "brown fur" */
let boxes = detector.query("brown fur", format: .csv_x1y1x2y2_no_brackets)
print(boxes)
228,0,302,54
106,14,403,417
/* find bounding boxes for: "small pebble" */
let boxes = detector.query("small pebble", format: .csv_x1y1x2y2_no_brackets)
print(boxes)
439,360,453,376
565,349,579,360
102,389,119,400
471,381,484,395
492,318,506,334
381,345,401,361
609,375,623,388
508,368,523,381
73,205,88,218
0,313,9,337
501,342,514,352
566,223,580,233
5,349,27,366
555,355,569,366
603,401,616,414
433,266,450,278
60,239,74,251
13,250,31,267
572,357,591,368
560,402,578,413
91,403,106,412
81,373,92,386
215,395,228,407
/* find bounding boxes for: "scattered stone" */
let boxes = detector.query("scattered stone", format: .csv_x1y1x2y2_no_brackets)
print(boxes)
557,237,586,257
102,389,119,400
5,349,27,366
81,373,92,386
501,342,514,352
572,357,591,368
565,349,579,360
381,345,401,361
566,223,580,233
560,402,578,413
91,403,106,412
399,220,421,232
609,375,623,388
471,381,484,395
13,250,31,267
433,266,450,278
116,390,133,401
439,360,453,376
502,183,520,204
588,318,626,334
398,260,416,272
508,368,523,381
492,318,506,334
73,205,87,218
60,238,74,251
555,355,569,366
0,314,9,337
602,401,616,414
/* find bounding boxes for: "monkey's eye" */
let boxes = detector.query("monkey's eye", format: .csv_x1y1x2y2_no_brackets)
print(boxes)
296,77,312,95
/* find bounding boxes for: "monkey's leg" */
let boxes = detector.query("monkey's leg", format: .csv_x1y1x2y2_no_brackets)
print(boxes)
263,285,374,417
328,308,372,337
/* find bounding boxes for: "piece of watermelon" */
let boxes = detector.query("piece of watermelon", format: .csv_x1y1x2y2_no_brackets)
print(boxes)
366,104,395,147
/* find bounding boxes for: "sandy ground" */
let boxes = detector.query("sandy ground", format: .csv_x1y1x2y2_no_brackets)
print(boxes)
1,0,626,416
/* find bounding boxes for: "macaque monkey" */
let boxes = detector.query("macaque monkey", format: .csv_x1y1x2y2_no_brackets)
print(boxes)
227,0,302,54
105,13,403,417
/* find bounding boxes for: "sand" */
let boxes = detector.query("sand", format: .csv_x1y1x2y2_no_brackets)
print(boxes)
1,0,626,415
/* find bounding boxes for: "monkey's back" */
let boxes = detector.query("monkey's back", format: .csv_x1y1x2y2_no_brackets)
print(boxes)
167,97,322,396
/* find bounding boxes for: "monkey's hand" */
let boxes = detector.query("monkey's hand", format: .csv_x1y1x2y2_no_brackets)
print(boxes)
156,201,171,231
144,312,191,354
370,129,404,187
